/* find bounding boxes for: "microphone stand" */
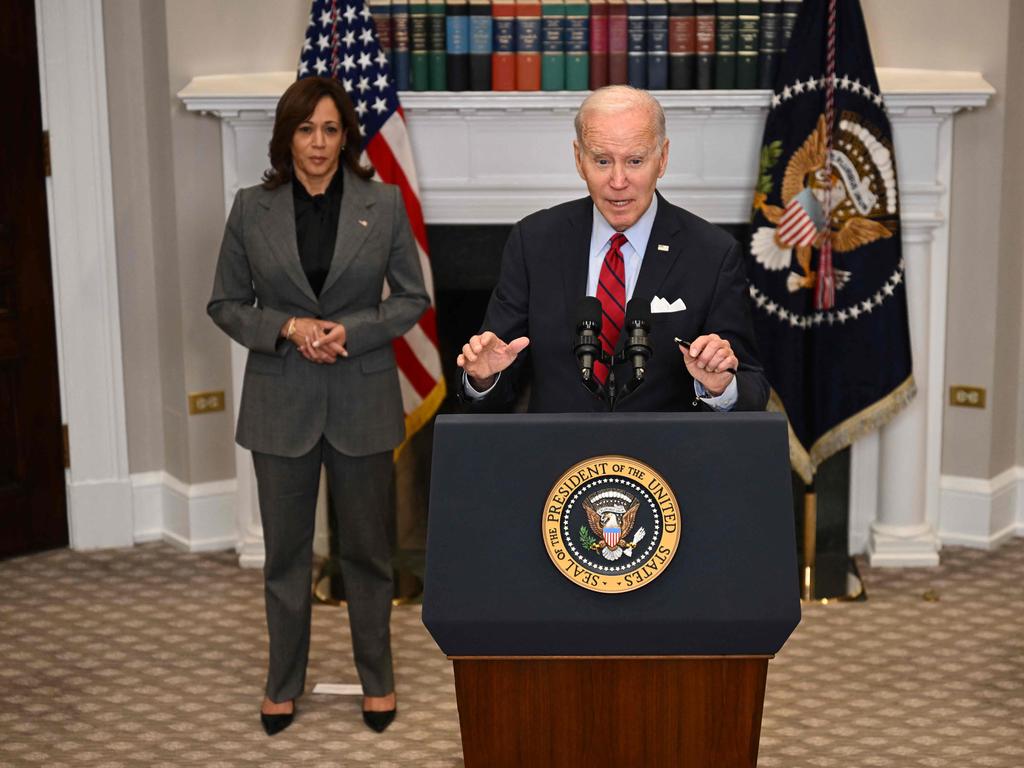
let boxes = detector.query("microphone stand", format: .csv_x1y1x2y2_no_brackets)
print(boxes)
578,348,647,412
573,305,651,410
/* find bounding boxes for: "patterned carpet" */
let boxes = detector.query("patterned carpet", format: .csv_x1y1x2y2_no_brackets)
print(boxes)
0,538,1022,767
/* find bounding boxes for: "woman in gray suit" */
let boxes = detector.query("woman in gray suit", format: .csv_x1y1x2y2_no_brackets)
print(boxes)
208,77,428,735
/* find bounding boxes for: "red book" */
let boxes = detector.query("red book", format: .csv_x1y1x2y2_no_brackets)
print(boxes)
695,0,714,89
608,0,628,84
669,0,696,89
589,0,609,88
492,0,518,89
516,0,542,90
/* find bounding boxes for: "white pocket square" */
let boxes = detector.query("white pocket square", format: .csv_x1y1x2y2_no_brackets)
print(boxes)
651,296,687,313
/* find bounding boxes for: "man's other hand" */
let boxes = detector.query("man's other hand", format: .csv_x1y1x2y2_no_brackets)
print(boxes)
680,333,737,396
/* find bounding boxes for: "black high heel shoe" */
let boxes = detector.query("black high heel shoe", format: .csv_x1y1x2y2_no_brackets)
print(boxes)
362,707,396,733
260,702,295,736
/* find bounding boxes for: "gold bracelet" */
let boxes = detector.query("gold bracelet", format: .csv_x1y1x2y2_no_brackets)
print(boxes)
286,317,297,339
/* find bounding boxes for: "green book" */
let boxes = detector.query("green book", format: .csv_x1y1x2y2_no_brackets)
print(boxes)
541,0,566,90
713,0,736,89
735,0,759,88
410,0,430,90
564,0,590,90
427,0,447,89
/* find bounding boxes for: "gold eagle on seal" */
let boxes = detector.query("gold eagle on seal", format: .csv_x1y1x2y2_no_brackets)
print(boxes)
582,491,646,562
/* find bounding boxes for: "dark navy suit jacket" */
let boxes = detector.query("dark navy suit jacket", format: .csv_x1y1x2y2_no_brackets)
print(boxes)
472,192,770,413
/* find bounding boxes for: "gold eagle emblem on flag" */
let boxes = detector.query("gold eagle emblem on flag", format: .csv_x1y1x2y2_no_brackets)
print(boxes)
751,114,898,295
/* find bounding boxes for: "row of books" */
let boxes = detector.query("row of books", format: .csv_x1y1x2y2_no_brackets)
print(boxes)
369,0,802,92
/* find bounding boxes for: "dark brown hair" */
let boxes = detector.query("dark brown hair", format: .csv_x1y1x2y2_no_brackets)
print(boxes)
262,76,373,189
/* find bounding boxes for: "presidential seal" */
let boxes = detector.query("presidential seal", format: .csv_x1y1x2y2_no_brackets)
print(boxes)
542,456,681,593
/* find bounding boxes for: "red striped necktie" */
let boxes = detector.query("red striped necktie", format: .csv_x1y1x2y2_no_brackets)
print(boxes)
594,233,628,385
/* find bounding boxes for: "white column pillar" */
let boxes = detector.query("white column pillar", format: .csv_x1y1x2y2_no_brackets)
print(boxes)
231,343,265,567
215,117,266,568
868,224,942,566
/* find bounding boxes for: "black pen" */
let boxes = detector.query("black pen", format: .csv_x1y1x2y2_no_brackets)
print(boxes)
674,337,738,375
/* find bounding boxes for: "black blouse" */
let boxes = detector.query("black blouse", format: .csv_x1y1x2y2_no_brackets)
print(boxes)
292,170,344,297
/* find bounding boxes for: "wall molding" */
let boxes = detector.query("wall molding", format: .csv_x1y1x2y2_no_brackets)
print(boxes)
37,0,134,550
938,467,1024,549
131,472,237,552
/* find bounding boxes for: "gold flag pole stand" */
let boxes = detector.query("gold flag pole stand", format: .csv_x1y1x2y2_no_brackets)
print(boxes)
801,486,865,604
801,489,817,602
311,483,423,608
313,554,423,607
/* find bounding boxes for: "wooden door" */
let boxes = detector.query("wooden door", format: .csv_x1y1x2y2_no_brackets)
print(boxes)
0,0,68,557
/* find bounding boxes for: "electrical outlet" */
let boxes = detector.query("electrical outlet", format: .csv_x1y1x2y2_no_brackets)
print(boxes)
188,390,226,414
949,386,986,409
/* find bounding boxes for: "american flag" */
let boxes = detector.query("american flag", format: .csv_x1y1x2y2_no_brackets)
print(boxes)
298,0,445,440
776,187,826,248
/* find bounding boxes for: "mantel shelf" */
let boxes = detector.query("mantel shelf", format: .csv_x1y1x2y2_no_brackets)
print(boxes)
179,67,993,117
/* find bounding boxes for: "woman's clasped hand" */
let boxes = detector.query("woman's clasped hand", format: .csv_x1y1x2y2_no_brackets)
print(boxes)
282,316,348,363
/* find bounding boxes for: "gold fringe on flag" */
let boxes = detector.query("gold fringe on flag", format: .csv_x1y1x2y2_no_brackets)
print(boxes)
393,378,447,460
769,375,917,484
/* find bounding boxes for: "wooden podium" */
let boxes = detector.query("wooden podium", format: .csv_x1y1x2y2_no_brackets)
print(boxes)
423,413,799,768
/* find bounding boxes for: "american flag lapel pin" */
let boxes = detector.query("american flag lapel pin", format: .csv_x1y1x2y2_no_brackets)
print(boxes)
657,244,670,252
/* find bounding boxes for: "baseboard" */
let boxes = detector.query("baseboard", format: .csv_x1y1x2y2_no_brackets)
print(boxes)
67,477,135,549
131,472,237,552
939,467,1024,549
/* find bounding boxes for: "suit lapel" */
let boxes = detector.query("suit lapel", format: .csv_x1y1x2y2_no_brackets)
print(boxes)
632,192,684,305
257,185,319,307
561,198,593,311
320,167,375,297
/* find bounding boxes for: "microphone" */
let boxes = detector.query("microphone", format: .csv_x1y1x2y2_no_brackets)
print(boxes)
573,296,603,382
623,298,653,381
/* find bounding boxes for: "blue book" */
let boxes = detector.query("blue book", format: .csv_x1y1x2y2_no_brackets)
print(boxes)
626,0,647,87
469,0,493,90
446,0,470,90
392,0,412,89
646,0,668,89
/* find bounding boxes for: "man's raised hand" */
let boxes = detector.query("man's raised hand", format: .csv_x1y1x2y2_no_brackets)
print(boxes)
457,331,530,391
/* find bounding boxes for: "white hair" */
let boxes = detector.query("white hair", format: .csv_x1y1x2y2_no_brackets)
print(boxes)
574,86,667,145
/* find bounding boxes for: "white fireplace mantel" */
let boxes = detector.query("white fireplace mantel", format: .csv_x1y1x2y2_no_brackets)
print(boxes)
179,69,993,568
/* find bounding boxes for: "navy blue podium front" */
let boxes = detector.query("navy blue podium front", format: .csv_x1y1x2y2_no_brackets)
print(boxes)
423,412,800,767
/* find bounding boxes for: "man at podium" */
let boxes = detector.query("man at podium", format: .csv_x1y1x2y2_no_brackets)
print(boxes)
457,85,769,413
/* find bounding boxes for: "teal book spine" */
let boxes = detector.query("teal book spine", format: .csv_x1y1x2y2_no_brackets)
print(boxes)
564,1,590,90
410,1,430,89
541,0,566,90
427,0,447,89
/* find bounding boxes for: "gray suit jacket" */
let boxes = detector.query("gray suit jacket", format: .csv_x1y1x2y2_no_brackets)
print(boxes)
208,168,429,458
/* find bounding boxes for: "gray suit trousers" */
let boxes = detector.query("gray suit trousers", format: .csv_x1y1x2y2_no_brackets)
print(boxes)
253,441,395,701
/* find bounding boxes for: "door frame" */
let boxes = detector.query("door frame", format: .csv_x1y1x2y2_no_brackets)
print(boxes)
35,0,133,549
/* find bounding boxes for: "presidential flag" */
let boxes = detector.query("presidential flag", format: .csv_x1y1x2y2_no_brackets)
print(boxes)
747,0,914,483
298,0,446,443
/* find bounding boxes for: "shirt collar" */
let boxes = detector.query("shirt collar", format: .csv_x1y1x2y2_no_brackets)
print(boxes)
292,166,344,203
590,194,659,258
